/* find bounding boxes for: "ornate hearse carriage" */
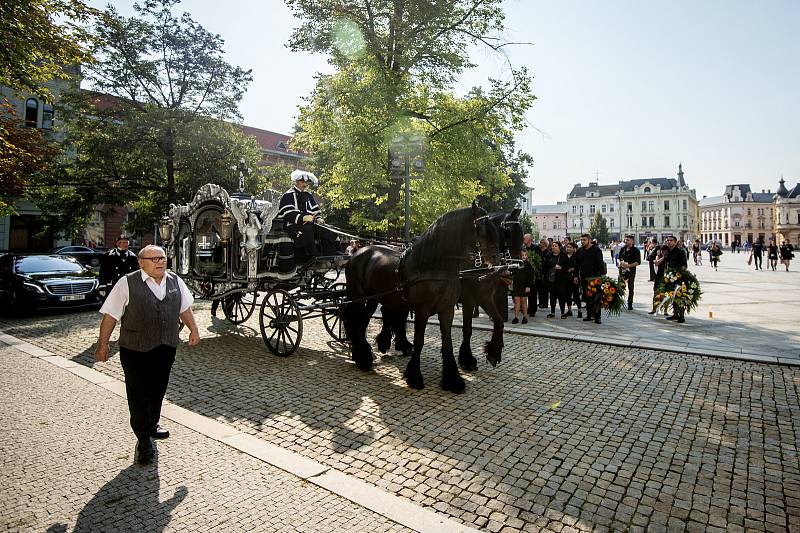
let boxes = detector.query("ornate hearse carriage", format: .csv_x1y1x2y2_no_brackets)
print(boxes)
158,183,348,356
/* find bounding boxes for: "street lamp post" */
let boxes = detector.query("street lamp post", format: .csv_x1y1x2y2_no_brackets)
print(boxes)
390,133,425,242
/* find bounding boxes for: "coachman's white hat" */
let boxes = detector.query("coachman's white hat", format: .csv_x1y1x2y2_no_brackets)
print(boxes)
290,170,318,186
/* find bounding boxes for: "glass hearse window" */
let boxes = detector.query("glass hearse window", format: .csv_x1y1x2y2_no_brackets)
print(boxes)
175,220,192,276
193,209,226,277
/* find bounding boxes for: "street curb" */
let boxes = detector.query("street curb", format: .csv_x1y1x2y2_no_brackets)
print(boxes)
0,332,479,533
418,318,800,367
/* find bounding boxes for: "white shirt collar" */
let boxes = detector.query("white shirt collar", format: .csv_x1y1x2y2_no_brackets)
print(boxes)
140,269,169,286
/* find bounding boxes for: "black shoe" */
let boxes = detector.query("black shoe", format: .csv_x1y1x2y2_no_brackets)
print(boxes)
594,317,602,324
136,439,155,465
547,313,555,318
565,310,573,317
577,311,582,318
627,304,633,311
560,314,569,319
151,425,169,439
511,317,519,324
666,315,677,320
582,316,593,322
647,310,656,315
538,304,548,309
676,317,685,323
521,317,528,324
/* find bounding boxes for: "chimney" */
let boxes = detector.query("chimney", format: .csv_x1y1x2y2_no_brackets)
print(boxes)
589,182,598,187
762,189,765,193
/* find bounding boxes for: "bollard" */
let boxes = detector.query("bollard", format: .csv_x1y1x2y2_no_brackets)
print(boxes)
708,307,713,319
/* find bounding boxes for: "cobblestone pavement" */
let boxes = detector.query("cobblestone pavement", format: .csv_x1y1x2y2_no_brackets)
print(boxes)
0,342,409,533
2,306,799,532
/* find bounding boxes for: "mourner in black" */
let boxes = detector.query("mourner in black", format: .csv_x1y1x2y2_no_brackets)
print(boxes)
522,233,538,317
663,235,688,323
98,235,139,299
564,241,582,318
618,234,641,311
534,239,550,309
780,239,795,271
575,233,606,323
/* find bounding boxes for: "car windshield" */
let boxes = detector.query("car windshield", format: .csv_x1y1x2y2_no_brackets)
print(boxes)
15,256,84,274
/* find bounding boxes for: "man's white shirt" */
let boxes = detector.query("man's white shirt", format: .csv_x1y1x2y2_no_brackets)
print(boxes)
99,270,194,321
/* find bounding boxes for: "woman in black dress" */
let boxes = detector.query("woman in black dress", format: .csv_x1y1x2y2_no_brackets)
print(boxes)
511,249,534,324
563,241,582,318
780,239,795,271
544,241,569,318
709,242,722,271
767,238,779,271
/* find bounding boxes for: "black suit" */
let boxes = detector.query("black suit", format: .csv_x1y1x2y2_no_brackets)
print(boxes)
576,244,605,318
618,245,641,307
99,248,138,297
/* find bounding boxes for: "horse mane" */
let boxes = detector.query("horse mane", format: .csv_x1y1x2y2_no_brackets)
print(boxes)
406,206,483,272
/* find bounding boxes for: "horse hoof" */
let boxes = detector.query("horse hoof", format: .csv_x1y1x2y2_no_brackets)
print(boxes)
356,359,374,372
404,372,424,390
442,375,466,394
484,341,502,368
376,331,392,354
395,340,413,356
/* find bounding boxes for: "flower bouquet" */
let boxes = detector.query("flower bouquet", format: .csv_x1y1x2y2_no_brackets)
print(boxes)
654,268,702,315
527,249,543,281
584,275,626,316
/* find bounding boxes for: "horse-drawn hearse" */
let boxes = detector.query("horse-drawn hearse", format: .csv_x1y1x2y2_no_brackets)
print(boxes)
159,179,524,392
158,183,349,357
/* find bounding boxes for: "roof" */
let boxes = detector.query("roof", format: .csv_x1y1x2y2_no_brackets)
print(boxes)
529,204,567,214
240,125,298,155
788,183,800,199
751,192,774,202
699,195,725,207
568,177,679,198
724,184,751,199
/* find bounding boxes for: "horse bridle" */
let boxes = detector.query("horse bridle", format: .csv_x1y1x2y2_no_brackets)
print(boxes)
472,215,491,268
499,218,523,263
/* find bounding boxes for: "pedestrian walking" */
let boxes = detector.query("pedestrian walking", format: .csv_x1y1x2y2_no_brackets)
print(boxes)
576,233,606,324
780,239,795,271
95,245,200,465
563,241,582,318
511,249,533,324
691,239,702,266
618,234,641,311
544,241,569,318
750,238,765,270
767,238,779,271
98,235,139,300
709,242,722,271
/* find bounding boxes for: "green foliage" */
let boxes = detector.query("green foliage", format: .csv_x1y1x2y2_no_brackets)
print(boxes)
0,0,98,96
589,211,610,244
30,0,257,238
289,0,535,234
526,247,542,281
520,213,533,235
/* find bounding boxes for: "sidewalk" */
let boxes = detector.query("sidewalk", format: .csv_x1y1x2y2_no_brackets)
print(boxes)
455,254,800,364
0,339,465,533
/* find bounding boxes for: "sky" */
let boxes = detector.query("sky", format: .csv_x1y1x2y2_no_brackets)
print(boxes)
87,0,800,205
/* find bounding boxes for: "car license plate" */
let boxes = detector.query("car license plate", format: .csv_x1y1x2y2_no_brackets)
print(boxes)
61,295,85,301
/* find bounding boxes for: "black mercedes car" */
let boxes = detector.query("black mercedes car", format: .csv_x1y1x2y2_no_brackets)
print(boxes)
53,245,107,267
0,254,102,313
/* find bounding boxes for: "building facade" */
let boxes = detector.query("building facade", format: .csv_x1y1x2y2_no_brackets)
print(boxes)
774,178,800,244
529,204,568,241
698,184,775,246
565,165,698,243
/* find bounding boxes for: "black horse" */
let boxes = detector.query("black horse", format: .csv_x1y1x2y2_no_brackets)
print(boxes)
343,202,501,393
375,208,524,371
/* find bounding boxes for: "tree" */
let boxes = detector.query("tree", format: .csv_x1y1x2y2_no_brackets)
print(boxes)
589,211,610,244
0,103,58,215
287,0,535,234
0,0,98,96
30,0,258,236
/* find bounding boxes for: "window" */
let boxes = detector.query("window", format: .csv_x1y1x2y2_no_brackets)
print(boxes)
609,219,614,228
589,204,596,214
627,202,632,212
579,205,584,214
644,187,651,193
683,199,687,210
747,208,751,215
664,200,670,211
573,220,577,228
572,205,577,214
664,215,670,227
649,216,655,227
641,201,647,212
42,103,54,130
601,204,607,213
641,216,647,227
610,205,615,212
648,201,655,211
25,98,39,127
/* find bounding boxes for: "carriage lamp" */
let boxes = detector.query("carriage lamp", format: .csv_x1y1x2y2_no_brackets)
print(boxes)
158,215,173,243
220,210,232,243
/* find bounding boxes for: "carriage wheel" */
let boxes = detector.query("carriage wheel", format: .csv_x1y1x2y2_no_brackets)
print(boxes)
223,292,257,324
322,282,348,343
259,289,303,356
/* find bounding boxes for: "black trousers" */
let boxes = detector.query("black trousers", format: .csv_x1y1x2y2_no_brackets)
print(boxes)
548,282,566,314
119,345,176,442
583,281,601,318
566,278,582,310
624,270,636,307
753,254,762,269
536,281,549,308
291,223,338,259
527,283,538,316
648,260,655,281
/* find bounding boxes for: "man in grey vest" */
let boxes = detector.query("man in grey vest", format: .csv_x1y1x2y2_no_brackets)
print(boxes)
95,245,199,464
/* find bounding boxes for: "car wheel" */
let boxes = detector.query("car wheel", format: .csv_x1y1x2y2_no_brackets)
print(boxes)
90,257,100,267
